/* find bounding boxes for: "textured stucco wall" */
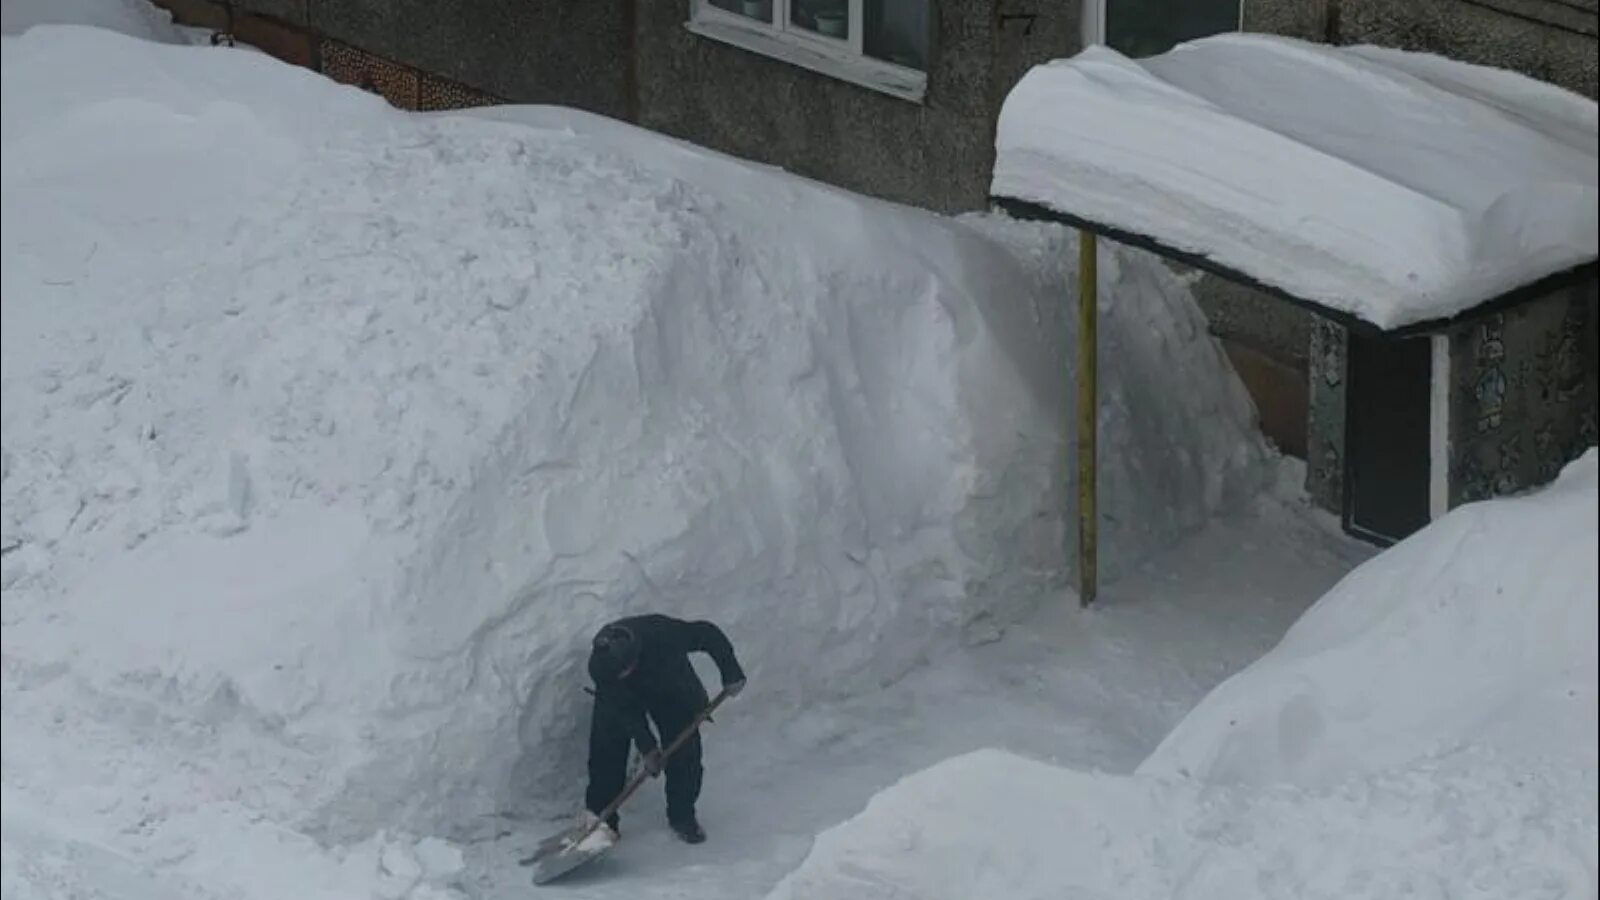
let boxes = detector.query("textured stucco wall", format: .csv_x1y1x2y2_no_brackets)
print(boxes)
225,0,633,118
633,0,1079,213
1245,0,1598,98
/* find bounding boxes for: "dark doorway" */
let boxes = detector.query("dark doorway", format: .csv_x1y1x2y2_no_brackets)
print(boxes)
1343,332,1433,545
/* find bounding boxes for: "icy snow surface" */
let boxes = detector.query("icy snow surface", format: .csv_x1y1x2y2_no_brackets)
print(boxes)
768,452,1599,900
2,18,1277,900
992,34,1600,330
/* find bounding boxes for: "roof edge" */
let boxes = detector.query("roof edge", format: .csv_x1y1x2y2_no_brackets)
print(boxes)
990,196,1599,340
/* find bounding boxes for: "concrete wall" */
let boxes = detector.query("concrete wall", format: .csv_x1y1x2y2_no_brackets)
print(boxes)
221,0,633,118
630,0,1082,212
633,0,1001,213
1244,0,1598,98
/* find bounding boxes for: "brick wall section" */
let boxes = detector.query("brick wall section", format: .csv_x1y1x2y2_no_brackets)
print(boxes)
320,38,420,107
151,0,501,112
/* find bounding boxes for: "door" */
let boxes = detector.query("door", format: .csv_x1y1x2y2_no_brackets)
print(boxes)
1343,331,1433,545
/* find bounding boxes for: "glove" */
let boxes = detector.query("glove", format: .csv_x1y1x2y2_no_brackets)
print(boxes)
640,749,663,778
723,678,746,698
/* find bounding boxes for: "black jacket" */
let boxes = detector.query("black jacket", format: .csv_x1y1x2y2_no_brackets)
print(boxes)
587,614,745,754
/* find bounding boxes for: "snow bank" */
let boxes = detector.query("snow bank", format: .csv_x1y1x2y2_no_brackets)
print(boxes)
769,453,1598,900
1140,448,1599,785
764,746,1597,900
1,19,1265,872
992,34,1600,330
1,0,195,43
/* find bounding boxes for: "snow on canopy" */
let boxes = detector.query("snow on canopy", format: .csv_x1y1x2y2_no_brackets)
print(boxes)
991,33,1600,332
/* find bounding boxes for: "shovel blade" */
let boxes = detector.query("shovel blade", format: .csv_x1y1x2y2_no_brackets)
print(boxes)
526,823,619,886
531,841,614,885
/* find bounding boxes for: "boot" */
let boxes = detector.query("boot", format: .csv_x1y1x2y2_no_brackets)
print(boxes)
669,816,706,845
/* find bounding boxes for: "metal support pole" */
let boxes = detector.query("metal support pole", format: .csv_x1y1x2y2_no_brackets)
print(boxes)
1077,230,1098,607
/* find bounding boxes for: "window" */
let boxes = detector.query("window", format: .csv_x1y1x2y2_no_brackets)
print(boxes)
689,0,931,102
1082,0,1242,58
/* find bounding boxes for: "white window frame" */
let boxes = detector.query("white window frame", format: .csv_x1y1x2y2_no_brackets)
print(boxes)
687,0,928,103
1082,0,1245,49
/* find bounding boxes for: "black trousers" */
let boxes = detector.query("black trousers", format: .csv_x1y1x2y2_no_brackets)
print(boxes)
585,694,704,829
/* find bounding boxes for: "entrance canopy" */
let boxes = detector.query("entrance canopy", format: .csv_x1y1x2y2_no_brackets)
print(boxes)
990,34,1599,336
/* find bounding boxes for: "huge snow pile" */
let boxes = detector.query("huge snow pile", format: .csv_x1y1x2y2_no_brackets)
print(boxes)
1,0,196,43
0,17,1266,890
767,452,1598,900
992,33,1600,330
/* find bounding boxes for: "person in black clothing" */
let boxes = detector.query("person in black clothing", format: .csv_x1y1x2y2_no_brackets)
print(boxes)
584,613,746,845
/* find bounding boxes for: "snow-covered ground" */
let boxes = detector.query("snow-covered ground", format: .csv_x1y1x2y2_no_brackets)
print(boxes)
992,34,1600,329
771,452,1598,900
459,480,1371,899
0,13,1318,900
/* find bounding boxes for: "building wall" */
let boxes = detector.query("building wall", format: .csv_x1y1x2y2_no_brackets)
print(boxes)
629,0,1083,213
632,0,1006,213
1447,278,1600,506
1246,0,1598,99
217,0,634,118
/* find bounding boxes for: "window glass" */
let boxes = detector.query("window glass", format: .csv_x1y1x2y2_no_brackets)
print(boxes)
1105,0,1238,58
791,0,850,39
708,0,773,24
864,0,928,71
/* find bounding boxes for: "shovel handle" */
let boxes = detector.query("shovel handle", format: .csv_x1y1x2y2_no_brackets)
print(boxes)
566,685,737,848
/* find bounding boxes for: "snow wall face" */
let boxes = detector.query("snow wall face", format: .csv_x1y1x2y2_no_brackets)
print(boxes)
0,28,1268,841
1140,450,1600,787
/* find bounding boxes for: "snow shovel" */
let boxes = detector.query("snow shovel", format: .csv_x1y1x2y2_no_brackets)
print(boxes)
521,685,737,885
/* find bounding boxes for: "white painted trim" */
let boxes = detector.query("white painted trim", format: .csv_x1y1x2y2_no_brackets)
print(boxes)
684,16,927,103
1429,334,1451,520
1082,0,1107,46
846,0,865,55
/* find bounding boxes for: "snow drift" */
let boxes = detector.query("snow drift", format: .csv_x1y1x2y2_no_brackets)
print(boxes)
992,34,1600,330
0,19,1267,863
1140,448,1600,786
769,452,1599,900
0,0,195,43
765,745,1596,900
